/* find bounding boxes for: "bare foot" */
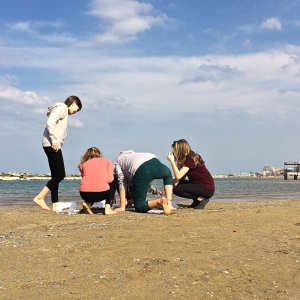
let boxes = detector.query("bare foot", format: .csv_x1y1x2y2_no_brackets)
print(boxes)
33,197,51,211
168,200,177,211
82,202,94,215
159,197,172,215
51,203,57,212
105,205,117,215
114,207,125,213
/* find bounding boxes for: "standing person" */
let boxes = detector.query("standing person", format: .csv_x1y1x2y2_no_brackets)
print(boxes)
167,139,215,209
113,150,175,214
33,96,82,211
78,147,116,215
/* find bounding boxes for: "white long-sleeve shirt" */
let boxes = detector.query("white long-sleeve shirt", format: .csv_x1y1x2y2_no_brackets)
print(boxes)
42,102,68,147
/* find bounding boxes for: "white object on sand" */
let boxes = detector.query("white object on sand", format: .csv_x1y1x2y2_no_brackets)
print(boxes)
93,200,106,208
56,202,77,210
147,210,164,214
56,202,79,215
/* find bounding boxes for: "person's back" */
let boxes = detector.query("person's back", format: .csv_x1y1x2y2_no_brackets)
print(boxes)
78,147,116,215
113,150,174,214
114,150,156,182
80,157,113,192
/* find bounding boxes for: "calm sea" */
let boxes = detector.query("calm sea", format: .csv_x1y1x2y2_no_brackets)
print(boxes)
0,178,299,207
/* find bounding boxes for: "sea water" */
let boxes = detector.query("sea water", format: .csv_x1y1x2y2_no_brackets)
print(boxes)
0,178,299,207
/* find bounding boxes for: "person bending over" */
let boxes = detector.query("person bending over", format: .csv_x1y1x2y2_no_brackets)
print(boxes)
167,139,215,209
78,147,116,215
113,150,175,214
33,96,82,211
113,174,163,209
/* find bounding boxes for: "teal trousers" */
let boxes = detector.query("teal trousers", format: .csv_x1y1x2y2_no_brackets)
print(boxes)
132,158,173,213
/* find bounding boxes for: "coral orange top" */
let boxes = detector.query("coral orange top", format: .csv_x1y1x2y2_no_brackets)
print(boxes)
79,157,114,192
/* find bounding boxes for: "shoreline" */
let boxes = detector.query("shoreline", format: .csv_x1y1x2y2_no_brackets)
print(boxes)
1,198,300,299
0,175,288,181
0,196,299,208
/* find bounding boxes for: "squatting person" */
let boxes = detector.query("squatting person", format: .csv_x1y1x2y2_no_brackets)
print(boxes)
78,147,116,215
167,139,215,209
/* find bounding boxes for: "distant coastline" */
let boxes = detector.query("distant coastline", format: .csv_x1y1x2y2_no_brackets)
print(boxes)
0,172,286,181
0,172,81,181
212,174,283,179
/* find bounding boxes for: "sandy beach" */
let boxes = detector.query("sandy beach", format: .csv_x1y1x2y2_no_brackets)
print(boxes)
1,199,299,300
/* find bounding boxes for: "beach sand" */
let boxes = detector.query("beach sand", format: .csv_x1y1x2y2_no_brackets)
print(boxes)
0,199,299,299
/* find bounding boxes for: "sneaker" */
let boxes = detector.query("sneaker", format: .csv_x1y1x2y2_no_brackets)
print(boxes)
194,199,210,210
189,200,199,208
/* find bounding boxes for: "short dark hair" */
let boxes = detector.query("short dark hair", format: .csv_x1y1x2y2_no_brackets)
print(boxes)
64,95,82,111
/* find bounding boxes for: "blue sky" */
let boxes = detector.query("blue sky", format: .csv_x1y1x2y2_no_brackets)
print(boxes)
1,0,300,175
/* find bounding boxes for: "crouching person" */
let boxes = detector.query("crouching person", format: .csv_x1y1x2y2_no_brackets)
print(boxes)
113,150,175,214
78,147,116,215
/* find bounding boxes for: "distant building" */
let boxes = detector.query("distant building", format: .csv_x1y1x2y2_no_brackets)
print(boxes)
263,166,276,176
262,166,283,177
234,172,253,177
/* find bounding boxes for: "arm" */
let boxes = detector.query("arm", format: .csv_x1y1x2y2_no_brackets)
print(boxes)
46,106,66,151
113,163,128,211
148,183,163,197
167,153,189,180
107,161,114,183
119,188,126,211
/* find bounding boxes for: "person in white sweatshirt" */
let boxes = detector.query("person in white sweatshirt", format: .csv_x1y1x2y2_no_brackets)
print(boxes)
33,96,82,211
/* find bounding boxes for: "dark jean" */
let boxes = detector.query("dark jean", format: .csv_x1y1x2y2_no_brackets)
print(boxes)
173,180,214,201
44,147,66,203
133,158,173,213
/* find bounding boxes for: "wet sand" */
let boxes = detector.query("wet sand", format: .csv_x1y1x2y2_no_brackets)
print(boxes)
0,199,300,300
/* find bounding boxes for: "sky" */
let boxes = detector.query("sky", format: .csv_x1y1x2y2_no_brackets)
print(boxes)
1,0,300,175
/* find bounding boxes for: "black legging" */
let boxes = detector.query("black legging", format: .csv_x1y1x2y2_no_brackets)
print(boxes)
173,180,214,201
80,179,117,206
44,147,66,203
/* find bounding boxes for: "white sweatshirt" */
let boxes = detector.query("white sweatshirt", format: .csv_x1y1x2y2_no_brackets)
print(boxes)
42,102,68,147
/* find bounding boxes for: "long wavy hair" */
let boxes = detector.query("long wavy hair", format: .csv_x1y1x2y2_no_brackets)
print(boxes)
171,139,205,169
78,147,102,170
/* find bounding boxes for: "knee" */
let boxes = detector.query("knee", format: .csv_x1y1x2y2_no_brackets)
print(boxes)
55,172,66,183
134,202,150,213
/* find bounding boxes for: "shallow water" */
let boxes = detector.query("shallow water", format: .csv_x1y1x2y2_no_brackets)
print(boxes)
1,178,299,207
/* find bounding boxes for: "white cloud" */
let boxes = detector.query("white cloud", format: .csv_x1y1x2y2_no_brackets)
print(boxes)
180,64,244,84
68,118,84,128
243,39,251,46
8,21,35,33
239,24,254,33
0,76,49,105
6,21,76,44
260,18,282,30
8,21,64,32
1,46,300,122
80,0,168,46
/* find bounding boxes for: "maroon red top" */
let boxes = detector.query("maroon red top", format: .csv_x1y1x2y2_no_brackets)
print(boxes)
184,157,215,191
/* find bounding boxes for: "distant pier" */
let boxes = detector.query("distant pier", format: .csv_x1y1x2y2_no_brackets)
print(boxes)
284,162,300,180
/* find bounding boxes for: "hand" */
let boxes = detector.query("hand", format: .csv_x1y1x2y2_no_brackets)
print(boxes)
157,190,163,197
51,144,60,152
126,200,133,208
114,207,125,213
173,178,179,186
167,152,174,162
